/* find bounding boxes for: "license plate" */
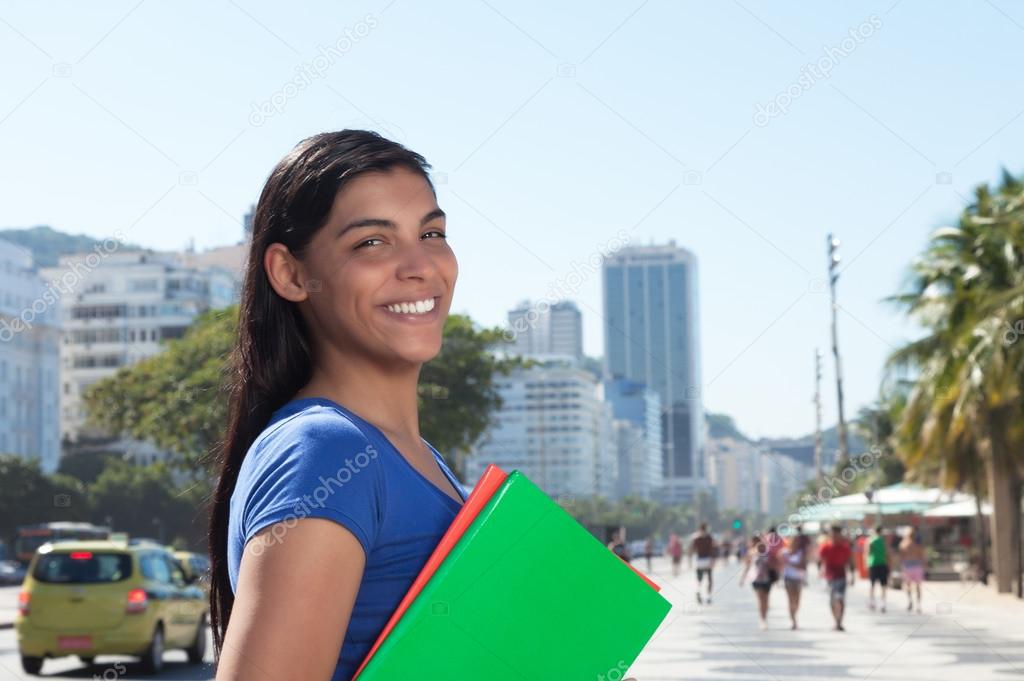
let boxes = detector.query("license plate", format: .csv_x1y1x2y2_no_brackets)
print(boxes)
58,636,92,650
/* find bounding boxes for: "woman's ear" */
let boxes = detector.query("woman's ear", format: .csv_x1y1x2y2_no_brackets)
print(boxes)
264,243,310,302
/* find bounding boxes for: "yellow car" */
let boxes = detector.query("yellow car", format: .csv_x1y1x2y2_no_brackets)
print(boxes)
173,550,211,590
16,540,207,675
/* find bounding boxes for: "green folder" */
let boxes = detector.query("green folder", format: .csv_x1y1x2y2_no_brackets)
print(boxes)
356,470,672,680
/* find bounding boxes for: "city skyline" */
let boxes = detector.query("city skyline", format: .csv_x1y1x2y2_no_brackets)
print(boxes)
3,2,1024,440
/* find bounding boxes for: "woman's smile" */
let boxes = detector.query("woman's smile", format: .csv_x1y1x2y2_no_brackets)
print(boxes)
377,295,442,323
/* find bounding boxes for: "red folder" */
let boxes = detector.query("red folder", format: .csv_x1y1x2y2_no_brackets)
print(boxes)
352,464,660,679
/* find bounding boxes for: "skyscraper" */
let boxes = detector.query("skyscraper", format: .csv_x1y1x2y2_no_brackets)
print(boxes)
602,241,704,504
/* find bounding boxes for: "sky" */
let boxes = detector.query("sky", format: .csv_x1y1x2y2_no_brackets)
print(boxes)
2,0,1023,439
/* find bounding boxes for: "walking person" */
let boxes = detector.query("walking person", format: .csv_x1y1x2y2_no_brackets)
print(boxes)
690,523,716,604
740,534,777,630
644,536,654,574
781,525,811,630
867,526,890,612
668,533,683,577
900,528,926,613
818,524,854,631
608,528,632,564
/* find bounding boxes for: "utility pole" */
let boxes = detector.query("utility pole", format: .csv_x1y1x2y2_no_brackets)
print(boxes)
813,348,824,483
827,234,850,466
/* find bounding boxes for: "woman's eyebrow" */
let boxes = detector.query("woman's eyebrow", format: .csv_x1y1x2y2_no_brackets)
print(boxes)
337,208,446,238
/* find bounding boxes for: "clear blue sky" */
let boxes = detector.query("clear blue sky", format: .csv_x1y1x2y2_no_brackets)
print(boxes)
2,1,1023,438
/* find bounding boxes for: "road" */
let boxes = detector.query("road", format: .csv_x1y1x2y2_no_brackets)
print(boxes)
2,558,1024,680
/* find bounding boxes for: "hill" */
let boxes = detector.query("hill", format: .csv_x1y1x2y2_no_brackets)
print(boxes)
0,225,145,268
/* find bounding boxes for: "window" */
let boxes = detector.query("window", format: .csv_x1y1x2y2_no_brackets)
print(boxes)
140,553,172,584
33,553,132,584
129,279,159,292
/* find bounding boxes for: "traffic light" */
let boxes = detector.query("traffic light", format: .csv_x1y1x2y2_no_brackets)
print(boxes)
732,518,742,531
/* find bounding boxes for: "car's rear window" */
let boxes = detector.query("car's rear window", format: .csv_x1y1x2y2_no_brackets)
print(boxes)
33,552,132,584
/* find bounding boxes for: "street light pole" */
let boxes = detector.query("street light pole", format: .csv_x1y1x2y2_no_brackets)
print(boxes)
827,234,851,466
813,349,824,484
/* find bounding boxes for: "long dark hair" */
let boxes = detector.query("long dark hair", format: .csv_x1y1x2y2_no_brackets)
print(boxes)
207,130,434,656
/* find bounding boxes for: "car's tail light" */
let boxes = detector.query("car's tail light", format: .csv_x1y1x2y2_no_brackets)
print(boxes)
17,591,29,616
70,551,93,560
125,588,148,614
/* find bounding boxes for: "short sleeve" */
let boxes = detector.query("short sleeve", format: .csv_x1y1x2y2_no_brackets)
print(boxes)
240,408,385,557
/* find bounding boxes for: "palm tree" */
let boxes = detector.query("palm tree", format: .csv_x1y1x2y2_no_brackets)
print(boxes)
886,169,1024,593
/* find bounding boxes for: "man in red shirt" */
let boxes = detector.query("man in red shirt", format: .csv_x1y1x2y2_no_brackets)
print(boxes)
818,524,854,631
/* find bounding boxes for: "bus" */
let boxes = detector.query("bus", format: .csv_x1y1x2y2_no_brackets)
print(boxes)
13,522,111,565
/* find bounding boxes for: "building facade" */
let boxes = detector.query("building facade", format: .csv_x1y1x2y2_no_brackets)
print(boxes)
464,360,616,499
40,250,237,463
0,239,61,472
506,299,583,360
604,377,663,500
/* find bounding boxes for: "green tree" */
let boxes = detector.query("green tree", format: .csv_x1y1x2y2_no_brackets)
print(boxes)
0,456,90,545
83,306,235,476
57,451,125,485
88,460,204,549
885,169,1024,592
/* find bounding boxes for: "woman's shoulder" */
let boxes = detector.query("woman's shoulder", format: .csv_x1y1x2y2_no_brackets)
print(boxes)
239,401,385,483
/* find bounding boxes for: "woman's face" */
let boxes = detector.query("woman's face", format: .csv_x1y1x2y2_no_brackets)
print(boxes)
287,165,457,367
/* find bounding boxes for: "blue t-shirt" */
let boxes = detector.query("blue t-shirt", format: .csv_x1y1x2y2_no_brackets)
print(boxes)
227,397,467,681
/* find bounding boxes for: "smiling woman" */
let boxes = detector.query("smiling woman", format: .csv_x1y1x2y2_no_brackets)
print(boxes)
206,130,469,681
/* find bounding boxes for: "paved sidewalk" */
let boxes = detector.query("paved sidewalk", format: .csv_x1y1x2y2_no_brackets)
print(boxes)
628,556,1024,681
0,586,18,630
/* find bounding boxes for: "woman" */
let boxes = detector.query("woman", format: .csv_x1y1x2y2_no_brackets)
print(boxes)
208,131,638,681
668,533,683,577
899,528,926,613
739,534,776,630
781,527,810,630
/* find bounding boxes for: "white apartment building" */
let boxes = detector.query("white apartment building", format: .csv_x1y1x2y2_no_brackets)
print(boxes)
465,359,616,498
0,239,61,472
40,250,237,463
706,437,761,512
707,436,815,515
758,448,814,516
506,299,583,360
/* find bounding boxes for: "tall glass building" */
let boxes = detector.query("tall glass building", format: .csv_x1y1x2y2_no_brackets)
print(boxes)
602,241,704,504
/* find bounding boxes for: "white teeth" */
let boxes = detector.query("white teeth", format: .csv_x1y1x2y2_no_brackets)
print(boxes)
386,297,436,315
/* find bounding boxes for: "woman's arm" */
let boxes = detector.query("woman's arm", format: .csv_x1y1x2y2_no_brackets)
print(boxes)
216,518,367,681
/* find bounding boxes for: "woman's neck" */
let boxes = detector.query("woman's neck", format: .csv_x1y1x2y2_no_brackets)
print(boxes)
296,356,423,444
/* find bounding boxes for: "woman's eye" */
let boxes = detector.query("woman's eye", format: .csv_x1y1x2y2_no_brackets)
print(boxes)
423,230,447,240
355,238,384,249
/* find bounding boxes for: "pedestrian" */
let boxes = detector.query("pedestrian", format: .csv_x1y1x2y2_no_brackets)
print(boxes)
867,525,890,612
763,526,784,578
207,130,475,680
740,533,777,630
608,528,632,564
900,528,926,613
668,533,683,577
781,525,811,630
818,524,854,631
644,536,654,574
690,523,715,604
